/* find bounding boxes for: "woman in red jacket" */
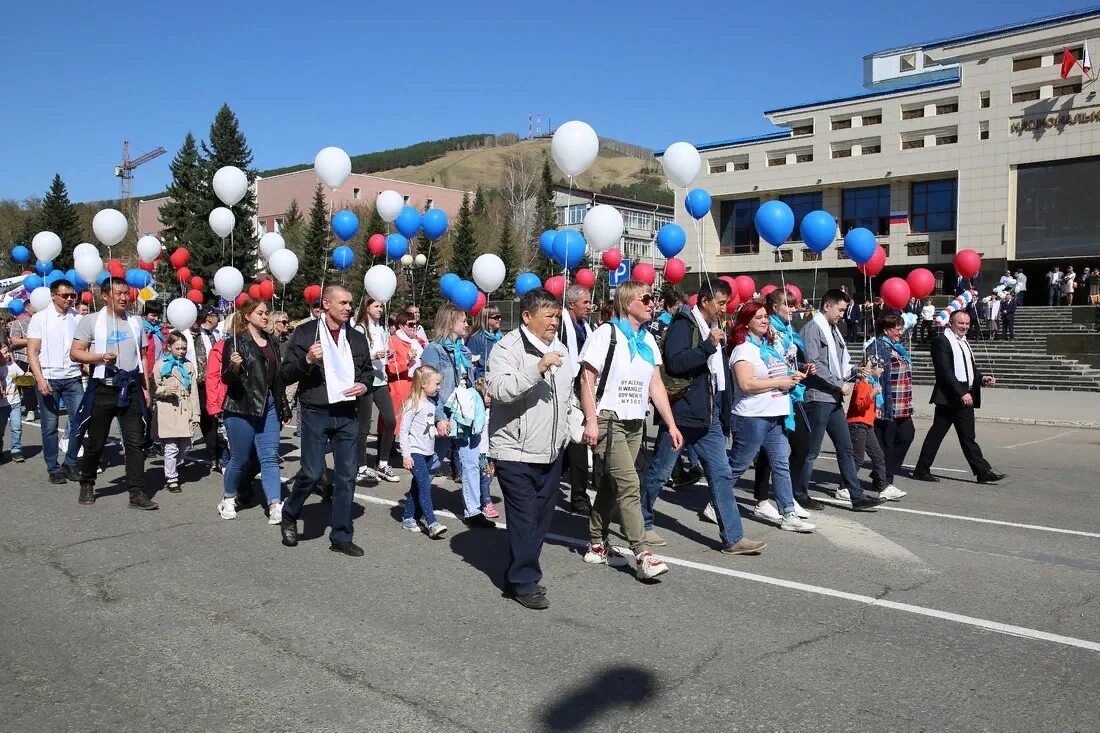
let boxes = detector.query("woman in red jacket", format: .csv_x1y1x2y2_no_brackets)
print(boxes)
387,312,425,436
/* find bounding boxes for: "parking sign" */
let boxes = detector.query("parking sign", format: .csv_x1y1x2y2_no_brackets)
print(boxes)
609,259,631,286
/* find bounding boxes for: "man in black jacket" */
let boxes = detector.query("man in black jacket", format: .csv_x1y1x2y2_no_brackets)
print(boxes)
278,286,373,556
637,280,766,556
912,311,1005,483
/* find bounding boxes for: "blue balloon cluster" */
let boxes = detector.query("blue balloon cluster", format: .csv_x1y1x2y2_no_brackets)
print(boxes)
799,210,837,253
440,272,479,310
44,271,66,287
125,268,152,288
385,234,409,260
685,189,712,220
8,299,25,316
515,272,541,296
755,200,795,247
843,228,877,264
96,272,112,287
10,245,29,264
24,273,43,290
331,210,359,242
656,224,686,258
552,230,586,269
421,209,449,240
35,260,54,275
395,207,422,239
332,245,355,270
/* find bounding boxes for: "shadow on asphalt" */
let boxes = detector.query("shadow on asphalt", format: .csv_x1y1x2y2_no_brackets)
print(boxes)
448,523,509,593
538,665,658,731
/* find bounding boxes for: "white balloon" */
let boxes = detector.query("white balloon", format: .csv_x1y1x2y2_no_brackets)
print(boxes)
213,266,244,300
31,231,63,262
92,209,128,247
582,204,624,252
267,249,299,284
363,265,397,303
314,147,352,189
212,166,248,207
551,120,599,177
400,254,414,266
29,286,52,312
136,235,162,263
209,207,235,238
73,242,100,261
376,190,404,223
472,253,506,293
259,232,286,259
166,298,198,331
414,254,427,266
75,254,104,284
660,142,702,189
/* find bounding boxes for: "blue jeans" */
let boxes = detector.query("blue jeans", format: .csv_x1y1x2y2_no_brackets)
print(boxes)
284,407,358,543
403,453,441,525
223,398,282,506
0,402,21,454
797,400,866,500
640,393,745,547
729,415,795,514
37,377,85,474
436,432,484,518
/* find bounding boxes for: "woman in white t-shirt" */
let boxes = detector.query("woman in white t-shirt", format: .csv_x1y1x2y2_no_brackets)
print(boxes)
727,302,815,533
578,280,682,581
353,298,398,482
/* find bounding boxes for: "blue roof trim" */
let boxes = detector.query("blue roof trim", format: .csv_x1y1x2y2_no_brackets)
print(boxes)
654,131,791,157
762,73,960,115
870,5,1100,57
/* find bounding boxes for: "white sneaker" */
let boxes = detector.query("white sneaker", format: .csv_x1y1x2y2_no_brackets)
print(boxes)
753,500,782,525
357,466,378,482
59,437,68,454
268,501,283,525
583,543,629,567
834,488,851,502
780,512,816,532
217,497,237,520
701,503,718,524
635,551,670,580
879,485,907,501
792,499,811,520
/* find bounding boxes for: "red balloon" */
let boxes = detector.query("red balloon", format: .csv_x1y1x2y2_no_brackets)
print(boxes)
734,275,756,302
248,284,262,299
235,293,250,308
759,284,778,297
169,248,190,270
856,245,886,278
663,258,686,285
137,260,155,272
189,276,204,291
632,262,656,285
725,298,739,314
574,268,596,288
303,284,322,303
177,267,191,283
601,248,622,270
718,275,737,291
880,277,911,310
258,280,275,299
785,284,802,305
543,275,565,298
107,259,126,279
186,289,204,304
80,291,94,304
953,248,981,279
367,233,386,257
469,291,487,316
128,287,139,302
906,268,935,299
687,294,698,307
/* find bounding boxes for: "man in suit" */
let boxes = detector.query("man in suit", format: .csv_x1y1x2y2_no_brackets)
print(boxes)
844,299,862,341
558,284,594,516
912,311,1006,484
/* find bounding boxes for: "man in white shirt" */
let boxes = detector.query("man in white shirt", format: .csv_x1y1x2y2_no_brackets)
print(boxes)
1047,266,1062,306
1014,270,1027,306
558,284,594,516
27,279,85,484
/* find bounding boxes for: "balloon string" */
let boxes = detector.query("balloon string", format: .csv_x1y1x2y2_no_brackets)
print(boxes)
693,218,713,303
811,261,820,307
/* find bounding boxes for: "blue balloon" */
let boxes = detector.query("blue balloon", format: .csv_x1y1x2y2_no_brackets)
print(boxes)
332,245,355,271
68,269,88,291
450,279,478,310
96,272,112,287
7,299,25,316
35,260,53,275
11,245,29,264
538,230,557,258
384,233,409,260
23,274,43,291
685,189,712,220
440,273,461,299
843,228,877,265
800,210,837,253
552,230,586,269
656,224,686,258
421,209,449,240
755,200,795,247
124,269,152,288
515,272,541,296
45,271,66,287
331,210,359,242
394,206,422,239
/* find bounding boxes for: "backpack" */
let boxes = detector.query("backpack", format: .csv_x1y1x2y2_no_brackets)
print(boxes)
658,315,701,402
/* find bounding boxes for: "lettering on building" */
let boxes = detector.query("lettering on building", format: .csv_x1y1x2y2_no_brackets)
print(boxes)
1011,110,1100,134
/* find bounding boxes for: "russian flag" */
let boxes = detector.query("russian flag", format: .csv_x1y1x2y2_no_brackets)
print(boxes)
889,211,908,226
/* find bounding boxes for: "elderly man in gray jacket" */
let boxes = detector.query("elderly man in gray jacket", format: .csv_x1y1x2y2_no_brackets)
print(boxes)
487,288,574,610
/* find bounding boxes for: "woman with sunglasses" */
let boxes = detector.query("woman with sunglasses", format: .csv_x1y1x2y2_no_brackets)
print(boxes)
387,312,425,440
353,298,398,483
269,311,293,360
466,306,503,382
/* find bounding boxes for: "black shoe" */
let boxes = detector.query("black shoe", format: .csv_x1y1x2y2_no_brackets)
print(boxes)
78,483,96,506
11,451,23,463
463,514,497,529
514,592,549,610
280,518,299,547
910,470,940,482
128,492,159,511
64,463,81,482
795,497,826,511
49,472,67,485
977,471,1006,484
850,496,885,511
330,541,364,557
570,499,592,517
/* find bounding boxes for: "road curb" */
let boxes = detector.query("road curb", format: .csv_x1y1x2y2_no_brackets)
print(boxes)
912,414,1100,430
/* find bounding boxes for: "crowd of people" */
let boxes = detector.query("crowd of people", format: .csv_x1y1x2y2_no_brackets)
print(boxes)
0,273,1013,609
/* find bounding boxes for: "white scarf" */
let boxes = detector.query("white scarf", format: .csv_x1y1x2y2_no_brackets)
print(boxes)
395,328,423,375
812,311,850,380
691,306,724,391
92,308,144,379
319,321,356,403
521,325,565,376
944,329,974,386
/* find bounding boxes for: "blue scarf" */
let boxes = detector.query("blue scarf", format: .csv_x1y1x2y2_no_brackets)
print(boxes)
658,311,673,326
481,329,502,343
159,354,191,391
879,336,912,365
143,321,165,341
769,313,804,353
748,333,804,432
611,318,655,365
440,337,473,373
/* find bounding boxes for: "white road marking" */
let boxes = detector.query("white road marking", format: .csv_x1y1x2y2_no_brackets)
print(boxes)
877,506,1100,538
817,454,967,473
352,492,1099,653
999,431,1070,449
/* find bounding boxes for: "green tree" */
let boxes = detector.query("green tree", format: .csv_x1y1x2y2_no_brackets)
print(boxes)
497,209,519,296
158,133,206,295
472,185,486,217
199,104,259,283
533,158,558,279
296,183,330,314
283,198,303,230
449,192,477,279
38,175,83,272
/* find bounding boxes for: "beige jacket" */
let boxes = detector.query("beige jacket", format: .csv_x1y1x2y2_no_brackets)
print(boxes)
153,359,200,439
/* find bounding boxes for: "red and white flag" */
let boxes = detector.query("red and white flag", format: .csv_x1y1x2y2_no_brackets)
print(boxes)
1061,43,1092,78
1083,40,1092,74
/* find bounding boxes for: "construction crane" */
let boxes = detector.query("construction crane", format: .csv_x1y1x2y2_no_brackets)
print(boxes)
116,140,167,227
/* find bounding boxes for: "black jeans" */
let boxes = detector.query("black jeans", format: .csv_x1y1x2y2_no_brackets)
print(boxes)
197,380,222,464
284,408,358,543
915,405,991,477
79,382,146,491
564,440,591,504
496,453,565,596
849,422,887,489
874,417,915,484
356,386,396,468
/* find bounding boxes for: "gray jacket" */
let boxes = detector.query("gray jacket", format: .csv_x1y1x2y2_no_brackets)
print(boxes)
486,329,572,464
799,317,851,404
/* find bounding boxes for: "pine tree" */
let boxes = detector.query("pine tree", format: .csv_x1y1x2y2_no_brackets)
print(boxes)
472,185,486,217
449,192,477,279
159,133,206,295
199,104,259,283
533,158,558,280
38,175,83,272
412,231,445,323
296,183,330,312
498,209,519,297
283,198,303,230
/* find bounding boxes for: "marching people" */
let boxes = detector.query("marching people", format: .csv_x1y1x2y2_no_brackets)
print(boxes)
353,297,398,483
279,286,372,556
466,306,503,382
864,314,914,498
153,331,200,494
387,311,425,441
912,310,1006,484
398,364,448,539
1000,290,1017,340
558,284,595,516
846,353,893,497
486,288,573,609
0,345,25,462
26,278,84,483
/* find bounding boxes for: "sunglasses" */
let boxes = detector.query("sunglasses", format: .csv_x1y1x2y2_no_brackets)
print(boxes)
405,322,418,327
57,292,76,300
636,295,654,305
276,320,289,325
488,314,502,319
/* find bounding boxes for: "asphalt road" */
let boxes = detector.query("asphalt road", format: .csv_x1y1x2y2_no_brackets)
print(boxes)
2,417,1098,732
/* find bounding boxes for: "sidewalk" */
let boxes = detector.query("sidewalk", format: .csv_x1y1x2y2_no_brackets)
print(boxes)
911,385,1100,429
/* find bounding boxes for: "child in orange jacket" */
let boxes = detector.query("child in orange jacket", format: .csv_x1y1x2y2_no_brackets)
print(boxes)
847,354,889,493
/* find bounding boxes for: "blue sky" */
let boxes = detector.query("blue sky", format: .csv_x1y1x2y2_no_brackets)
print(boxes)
1,0,1092,203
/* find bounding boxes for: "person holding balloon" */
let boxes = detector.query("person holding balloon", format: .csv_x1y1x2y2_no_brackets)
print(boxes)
352,297,398,484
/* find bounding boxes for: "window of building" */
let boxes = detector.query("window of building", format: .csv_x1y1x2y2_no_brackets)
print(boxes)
792,123,814,137
980,91,990,108
257,219,268,234
1012,88,1041,103
832,148,853,159
940,238,957,255
774,249,793,263
623,210,653,231
1012,55,1042,71
911,178,957,233
862,143,881,154
568,203,587,225
1053,81,1082,96
556,206,566,226
832,117,852,131
924,53,936,67
979,120,989,140
901,138,925,150
902,106,925,120
425,198,434,209
862,113,882,125
655,213,674,229
708,160,728,174
718,198,760,255
778,191,823,241
353,187,361,200
623,237,651,262
936,102,958,114
841,185,890,235
402,194,410,203
732,160,749,171
767,156,787,167
900,53,917,72
795,151,813,163
274,217,284,232
936,133,958,145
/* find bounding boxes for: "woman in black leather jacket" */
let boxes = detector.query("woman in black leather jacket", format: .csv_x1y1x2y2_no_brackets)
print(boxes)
219,298,290,525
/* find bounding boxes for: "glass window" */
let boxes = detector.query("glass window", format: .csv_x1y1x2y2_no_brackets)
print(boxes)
623,210,653,231
568,203,586,225
778,191,823,241
841,185,890,235
718,198,760,255
655,214,674,229
258,219,268,234
556,206,566,225
274,217,284,232
911,178,957,233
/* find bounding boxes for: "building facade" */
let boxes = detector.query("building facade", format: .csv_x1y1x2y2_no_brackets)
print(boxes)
664,8,1100,302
